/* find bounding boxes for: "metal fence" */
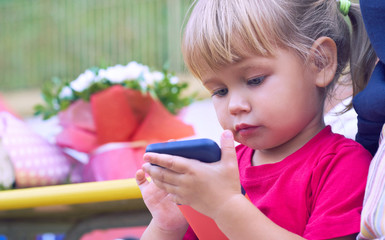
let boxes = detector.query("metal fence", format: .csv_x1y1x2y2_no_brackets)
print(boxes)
0,0,193,90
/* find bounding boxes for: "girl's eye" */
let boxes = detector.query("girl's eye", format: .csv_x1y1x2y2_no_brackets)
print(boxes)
247,76,265,86
212,88,228,97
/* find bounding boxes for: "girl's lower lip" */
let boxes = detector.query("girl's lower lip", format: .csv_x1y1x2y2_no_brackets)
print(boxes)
238,126,259,137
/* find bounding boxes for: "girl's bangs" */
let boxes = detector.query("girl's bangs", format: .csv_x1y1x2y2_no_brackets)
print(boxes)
182,0,282,79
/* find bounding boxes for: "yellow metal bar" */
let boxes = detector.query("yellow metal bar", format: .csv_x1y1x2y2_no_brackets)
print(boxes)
0,178,142,211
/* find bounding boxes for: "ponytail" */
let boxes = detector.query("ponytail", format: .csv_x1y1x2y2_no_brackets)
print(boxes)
348,3,377,100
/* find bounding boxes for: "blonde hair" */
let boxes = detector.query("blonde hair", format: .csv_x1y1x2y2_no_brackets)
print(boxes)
182,0,376,101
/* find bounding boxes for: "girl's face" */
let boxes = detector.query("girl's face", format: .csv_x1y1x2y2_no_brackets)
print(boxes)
202,48,325,154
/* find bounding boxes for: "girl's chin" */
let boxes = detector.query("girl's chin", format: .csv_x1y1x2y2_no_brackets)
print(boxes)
236,137,263,149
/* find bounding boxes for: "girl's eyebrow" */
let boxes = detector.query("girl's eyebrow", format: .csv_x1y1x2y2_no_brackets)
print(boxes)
234,56,268,68
239,57,271,69
237,64,263,76
202,78,216,87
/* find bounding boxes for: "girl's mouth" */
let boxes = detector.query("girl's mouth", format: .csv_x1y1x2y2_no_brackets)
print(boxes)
235,124,259,137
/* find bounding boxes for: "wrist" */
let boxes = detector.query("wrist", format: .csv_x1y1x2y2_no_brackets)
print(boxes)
212,193,248,222
142,219,188,240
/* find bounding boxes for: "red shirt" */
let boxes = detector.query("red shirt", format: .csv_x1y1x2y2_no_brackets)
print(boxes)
184,126,371,239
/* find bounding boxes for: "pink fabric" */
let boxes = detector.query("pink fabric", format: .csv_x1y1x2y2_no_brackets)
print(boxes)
81,226,146,240
0,112,73,187
237,126,371,239
58,100,96,132
55,125,98,153
184,126,371,239
83,143,146,182
56,100,98,153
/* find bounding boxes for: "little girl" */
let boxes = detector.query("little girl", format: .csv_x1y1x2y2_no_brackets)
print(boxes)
136,0,376,239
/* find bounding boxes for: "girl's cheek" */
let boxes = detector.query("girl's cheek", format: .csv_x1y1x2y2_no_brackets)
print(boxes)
217,114,230,130
212,104,227,123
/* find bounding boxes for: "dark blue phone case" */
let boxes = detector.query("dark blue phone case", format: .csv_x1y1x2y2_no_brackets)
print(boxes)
145,138,221,163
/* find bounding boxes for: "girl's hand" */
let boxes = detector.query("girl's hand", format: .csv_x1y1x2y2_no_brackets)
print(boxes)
142,130,242,220
135,169,188,235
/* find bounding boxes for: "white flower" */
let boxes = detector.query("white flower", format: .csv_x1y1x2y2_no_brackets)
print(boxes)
97,64,126,83
170,76,179,84
97,61,150,83
70,70,96,92
58,86,74,99
143,71,164,86
124,61,149,80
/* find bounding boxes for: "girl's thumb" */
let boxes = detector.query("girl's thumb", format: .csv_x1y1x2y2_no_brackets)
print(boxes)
220,130,237,163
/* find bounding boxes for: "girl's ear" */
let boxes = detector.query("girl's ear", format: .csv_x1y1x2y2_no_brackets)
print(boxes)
308,37,338,88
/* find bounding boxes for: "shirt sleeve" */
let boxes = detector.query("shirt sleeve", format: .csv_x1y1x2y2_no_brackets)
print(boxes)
303,144,372,239
183,225,198,240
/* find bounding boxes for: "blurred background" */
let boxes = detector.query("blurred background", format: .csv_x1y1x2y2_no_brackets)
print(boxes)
0,0,208,116
0,0,360,116
0,1,361,239
0,2,212,239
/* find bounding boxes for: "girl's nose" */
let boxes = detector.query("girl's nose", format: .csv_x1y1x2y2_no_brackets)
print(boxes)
228,93,251,115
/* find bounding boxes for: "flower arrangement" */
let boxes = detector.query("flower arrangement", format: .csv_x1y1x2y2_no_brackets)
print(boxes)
34,61,195,119
32,61,196,182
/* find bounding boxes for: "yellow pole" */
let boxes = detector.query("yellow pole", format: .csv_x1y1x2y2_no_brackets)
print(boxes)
0,179,142,210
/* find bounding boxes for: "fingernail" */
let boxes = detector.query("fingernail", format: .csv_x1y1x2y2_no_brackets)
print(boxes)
143,153,151,162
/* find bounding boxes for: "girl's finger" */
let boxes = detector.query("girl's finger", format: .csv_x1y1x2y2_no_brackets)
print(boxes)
150,178,182,200
143,152,189,173
135,169,148,190
143,162,181,187
220,130,237,165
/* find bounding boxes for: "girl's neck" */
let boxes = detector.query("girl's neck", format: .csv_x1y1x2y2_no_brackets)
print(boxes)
251,121,325,166
324,75,353,114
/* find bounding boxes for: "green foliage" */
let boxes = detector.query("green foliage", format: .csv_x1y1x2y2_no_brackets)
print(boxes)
34,77,70,120
152,73,194,115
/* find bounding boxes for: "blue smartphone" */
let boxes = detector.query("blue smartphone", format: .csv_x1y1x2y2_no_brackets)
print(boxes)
145,138,221,163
